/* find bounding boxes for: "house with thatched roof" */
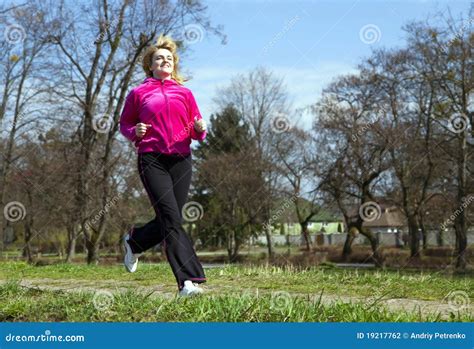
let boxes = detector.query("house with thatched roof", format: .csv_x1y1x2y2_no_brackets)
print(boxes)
360,205,406,234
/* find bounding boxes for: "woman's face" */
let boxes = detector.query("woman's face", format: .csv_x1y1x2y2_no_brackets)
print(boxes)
150,48,174,79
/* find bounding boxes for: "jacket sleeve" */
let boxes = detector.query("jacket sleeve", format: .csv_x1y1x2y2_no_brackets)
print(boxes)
187,90,207,142
119,90,139,143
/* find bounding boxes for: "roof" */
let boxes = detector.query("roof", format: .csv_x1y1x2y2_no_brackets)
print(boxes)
362,207,405,227
347,204,406,227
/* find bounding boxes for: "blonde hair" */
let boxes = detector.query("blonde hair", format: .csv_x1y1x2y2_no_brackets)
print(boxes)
142,34,186,84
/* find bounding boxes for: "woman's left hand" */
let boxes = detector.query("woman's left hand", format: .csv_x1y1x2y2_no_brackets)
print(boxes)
194,117,207,133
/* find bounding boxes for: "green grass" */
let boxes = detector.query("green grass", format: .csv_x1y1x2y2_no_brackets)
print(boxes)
0,281,470,322
0,261,472,322
0,261,471,300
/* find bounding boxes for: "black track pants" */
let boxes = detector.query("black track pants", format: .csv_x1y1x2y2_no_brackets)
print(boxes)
127,152,206,290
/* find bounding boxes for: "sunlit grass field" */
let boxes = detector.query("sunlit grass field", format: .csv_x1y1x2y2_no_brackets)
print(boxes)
0,262,472,322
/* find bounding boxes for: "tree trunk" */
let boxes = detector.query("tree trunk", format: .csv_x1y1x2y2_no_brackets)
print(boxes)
418,213,427,250
23,220,33,264
84,223,100,265
437,228,444,247
454,134,467,270
407,214,420,257
264,222,274,260
86,240,100,265
300,222,311,251
342,227,356,260
226,230,236,262
22,190,34,264
65,223,79,263
343,221,383,267
361,228,383,267
66,238,76,263
226,227,242,262
230,242,240,262
454,219,467,269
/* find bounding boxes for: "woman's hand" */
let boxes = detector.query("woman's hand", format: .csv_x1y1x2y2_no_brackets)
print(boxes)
194,117,207,133
135,123,152,138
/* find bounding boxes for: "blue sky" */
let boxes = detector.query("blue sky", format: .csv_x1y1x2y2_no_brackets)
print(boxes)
181,0,470,128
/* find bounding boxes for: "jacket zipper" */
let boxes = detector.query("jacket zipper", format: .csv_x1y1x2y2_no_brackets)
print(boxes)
160,80,171,147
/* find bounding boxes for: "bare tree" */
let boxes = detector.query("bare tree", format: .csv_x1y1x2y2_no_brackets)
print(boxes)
404,8,473,269
213,67,292,259
366,48,442,257
314,71,390,267
274,127,321,251
0,1,51,255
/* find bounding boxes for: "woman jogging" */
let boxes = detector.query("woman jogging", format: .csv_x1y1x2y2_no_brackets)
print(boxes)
119,35,207,297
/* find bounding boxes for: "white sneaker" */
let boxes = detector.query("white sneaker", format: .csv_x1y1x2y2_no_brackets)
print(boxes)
178,280,204,297
123,233,141,273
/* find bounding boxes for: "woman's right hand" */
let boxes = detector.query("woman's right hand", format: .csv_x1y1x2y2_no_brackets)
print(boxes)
135,123,152,138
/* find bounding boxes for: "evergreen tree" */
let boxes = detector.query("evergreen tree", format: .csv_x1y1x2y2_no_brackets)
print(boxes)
190,105,261,259
195,104,253,158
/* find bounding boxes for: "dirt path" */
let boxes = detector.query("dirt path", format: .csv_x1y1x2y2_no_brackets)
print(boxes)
1,278,471,320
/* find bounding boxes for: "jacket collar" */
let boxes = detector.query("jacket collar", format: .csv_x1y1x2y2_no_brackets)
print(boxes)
144,77,178,85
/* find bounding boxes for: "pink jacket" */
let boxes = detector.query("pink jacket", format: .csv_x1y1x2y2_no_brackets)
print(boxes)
119,77,207,155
